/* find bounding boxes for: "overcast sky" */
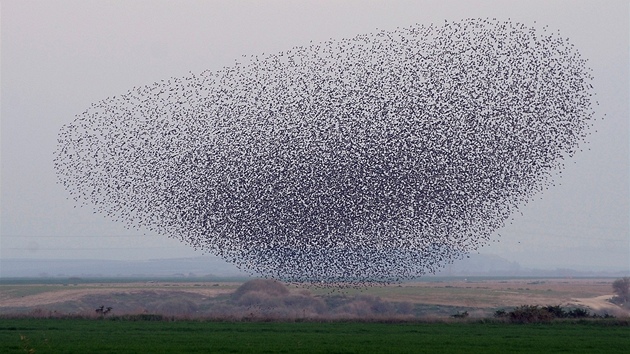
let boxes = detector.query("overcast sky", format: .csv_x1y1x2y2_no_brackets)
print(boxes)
2,0,628,274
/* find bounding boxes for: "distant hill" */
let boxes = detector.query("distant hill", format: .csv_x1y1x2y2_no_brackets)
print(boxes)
0,257,248,279
435,253,521,276
434,253,628,277
1,254,626,279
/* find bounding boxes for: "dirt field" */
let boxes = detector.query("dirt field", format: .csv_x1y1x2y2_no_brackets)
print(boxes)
1,278,627,318
0,282,237,308
367,278,621,308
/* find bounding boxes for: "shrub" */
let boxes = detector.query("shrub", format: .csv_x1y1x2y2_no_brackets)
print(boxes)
542,305,567,318
493,305,598,323
494,309,508,318
509,305,554,323
567,308,590,318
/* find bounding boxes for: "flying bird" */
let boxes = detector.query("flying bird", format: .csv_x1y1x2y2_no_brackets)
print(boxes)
53,18,597,287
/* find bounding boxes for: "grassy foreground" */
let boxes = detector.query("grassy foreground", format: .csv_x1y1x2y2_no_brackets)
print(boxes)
1,318,628,353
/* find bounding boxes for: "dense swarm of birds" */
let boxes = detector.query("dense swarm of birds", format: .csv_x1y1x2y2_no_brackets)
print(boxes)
54,19,597,286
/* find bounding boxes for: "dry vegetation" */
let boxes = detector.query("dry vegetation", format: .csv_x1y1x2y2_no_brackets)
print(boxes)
1,277,628,320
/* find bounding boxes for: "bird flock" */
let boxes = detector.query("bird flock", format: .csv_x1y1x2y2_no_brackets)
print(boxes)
54,18,597,286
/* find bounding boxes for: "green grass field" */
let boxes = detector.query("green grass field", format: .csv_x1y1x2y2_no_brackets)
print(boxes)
1,318,628,353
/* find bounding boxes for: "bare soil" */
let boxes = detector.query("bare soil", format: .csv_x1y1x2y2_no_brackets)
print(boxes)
0,282,237,308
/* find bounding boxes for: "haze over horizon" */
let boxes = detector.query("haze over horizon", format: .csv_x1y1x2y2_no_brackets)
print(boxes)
2,1,629,278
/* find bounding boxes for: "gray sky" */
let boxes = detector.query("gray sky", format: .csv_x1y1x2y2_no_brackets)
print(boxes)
2,0,628,273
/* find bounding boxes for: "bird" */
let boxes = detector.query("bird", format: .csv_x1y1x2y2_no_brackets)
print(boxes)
53,18,597,288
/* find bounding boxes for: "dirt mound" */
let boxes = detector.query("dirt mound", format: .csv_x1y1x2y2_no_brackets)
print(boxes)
231,279,290,300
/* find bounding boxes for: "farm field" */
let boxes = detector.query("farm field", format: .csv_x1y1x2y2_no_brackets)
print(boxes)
1,318,629,354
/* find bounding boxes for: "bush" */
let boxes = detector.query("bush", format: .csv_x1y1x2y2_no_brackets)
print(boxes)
542,305,566,318
509,305,554,323
567,308,590,318
493,305,600,323
494,309,508,318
